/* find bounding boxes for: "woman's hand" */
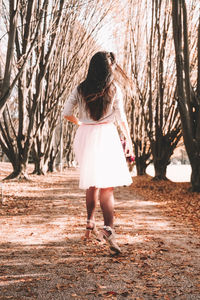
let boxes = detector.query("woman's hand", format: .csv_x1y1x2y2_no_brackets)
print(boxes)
121,137,134,160
64,115,82,126
119,121,134,157
125,146,134,159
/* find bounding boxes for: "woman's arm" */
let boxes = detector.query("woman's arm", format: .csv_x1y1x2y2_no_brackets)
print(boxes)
119,120,134,157
62,87,80,124
64,115,82,126
113,85,134,156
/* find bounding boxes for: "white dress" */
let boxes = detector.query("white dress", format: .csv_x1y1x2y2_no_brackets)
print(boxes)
63,84,132,189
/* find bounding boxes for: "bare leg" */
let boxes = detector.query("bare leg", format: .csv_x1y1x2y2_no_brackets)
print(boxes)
85,186,99,238
99,187,121,253
99,187,114,228
86,186,99,227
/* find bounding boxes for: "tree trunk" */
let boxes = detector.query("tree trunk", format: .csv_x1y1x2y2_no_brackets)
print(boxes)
31,146,47,175
172,0,200,192
190,160,200,192
135,157,147,176
151,129,181,180
3,160,28,180
32,160,45,175
153,160,168,181
46,148,56,173
133,140,151,176
191,163,200,193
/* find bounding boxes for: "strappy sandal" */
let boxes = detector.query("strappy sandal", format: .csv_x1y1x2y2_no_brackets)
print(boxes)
85,220,100,239
101,226,121,254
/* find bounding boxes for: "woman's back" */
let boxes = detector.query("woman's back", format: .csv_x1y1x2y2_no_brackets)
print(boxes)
63,83,127,125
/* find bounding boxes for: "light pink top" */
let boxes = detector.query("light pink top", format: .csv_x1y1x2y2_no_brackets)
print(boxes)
62,84,127,124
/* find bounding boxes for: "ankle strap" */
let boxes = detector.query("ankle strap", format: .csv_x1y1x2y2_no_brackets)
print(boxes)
103,226,114,234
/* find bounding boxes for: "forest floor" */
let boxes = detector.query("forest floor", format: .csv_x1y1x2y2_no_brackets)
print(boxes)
0,162,199,300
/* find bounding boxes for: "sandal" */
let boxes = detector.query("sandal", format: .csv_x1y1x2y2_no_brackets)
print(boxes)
101,226,121,254
85,220,100,239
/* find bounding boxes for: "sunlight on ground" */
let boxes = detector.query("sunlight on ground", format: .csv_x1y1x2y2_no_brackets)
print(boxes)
0,215,70,245
0,199,173,246
119,233,145,244
0,163,191,254
115,197,174,246
0,273,50,287
146,164,191,182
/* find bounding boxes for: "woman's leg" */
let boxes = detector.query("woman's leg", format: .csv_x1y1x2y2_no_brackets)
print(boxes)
86,186,99,227
99,187,121,253
99,187,114,228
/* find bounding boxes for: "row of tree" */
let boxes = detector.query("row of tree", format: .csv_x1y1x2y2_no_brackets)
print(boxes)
0,0,114,178
172,0,200,192
123,0,182,180
0,0,200,192
120,0,199,191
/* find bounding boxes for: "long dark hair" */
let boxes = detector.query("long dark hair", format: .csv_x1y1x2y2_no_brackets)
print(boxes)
78,51,116,121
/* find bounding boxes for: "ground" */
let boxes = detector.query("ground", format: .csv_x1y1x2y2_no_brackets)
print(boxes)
0,163,199,300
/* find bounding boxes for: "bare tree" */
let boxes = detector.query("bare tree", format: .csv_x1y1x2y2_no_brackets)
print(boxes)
145,0,182,180
0,0,65,179
0,0,19,113
0,0,117,178
122,0,182,179
172,0,200,191
0,0,45,114
122,1,152,175
31,0,115,173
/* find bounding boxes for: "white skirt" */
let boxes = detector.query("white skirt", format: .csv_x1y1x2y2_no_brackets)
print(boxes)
73,122,132,189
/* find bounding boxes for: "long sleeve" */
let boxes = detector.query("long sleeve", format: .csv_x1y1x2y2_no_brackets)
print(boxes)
113,85,127,123
62,87,79,117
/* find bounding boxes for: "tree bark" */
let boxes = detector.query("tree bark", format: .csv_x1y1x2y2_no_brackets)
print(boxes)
190,160,200,192
153,161,168,181
172,0,200,191
3,159,29,180
0,0,19,113
135,158,148,176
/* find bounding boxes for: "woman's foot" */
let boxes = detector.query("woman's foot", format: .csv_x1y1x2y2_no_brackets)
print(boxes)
85,219,99,239
101,226,121,254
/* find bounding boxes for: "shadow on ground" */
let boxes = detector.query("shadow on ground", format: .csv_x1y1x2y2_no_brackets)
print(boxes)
0,167,200,299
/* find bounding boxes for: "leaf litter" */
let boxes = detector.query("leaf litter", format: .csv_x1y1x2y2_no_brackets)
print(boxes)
0,163,199,299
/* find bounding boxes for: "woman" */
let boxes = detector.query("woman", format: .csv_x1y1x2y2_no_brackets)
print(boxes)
63,51,133,254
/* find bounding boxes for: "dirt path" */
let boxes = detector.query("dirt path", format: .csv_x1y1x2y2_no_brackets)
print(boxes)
0,166,200,299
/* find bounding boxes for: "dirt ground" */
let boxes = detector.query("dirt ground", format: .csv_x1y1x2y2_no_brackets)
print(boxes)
0,163,199,300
